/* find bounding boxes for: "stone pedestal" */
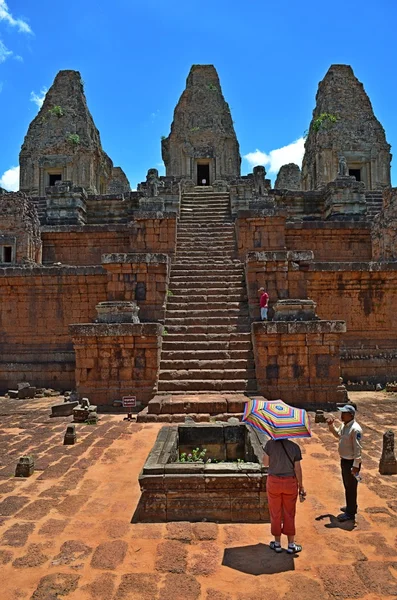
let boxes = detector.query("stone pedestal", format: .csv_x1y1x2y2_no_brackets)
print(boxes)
46,181,87,225
379,430,397,475
64,424,77,445
15,456,34,477
96,301,140,324
273,299,318,322
324,178,367,221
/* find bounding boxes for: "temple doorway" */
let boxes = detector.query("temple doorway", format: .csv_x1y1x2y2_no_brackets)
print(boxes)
197,163,210,186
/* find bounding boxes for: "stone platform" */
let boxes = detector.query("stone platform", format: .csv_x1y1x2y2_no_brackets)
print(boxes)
137,393,266,423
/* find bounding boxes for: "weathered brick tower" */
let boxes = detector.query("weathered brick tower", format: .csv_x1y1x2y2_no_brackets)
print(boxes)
161,64,241,185
301,64,391,191
19,70,113,196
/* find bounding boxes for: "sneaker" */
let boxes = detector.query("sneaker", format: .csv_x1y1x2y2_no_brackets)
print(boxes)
269,541,282,553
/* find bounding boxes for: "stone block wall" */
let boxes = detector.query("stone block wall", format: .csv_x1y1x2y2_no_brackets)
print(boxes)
286,222,372,262
0,266,107,392
306,264,397,384
103,253,169,322
235,213,286,259
42,227,130,265
41,216,177,266
252,321,346,407
70,323,162,406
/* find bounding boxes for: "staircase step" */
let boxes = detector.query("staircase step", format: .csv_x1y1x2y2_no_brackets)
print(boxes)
165,326,250,336
160,359,255,370
158,379,257,392
166,299,246,308
165,316,249,326
162,340,252,351
165,309,248,318
161,349,253,360
163,332,251,342
171,266,241,273
170,275,243,283
170,283,245,291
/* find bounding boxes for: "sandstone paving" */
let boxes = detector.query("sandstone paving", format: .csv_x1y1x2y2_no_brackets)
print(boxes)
0,393,396,599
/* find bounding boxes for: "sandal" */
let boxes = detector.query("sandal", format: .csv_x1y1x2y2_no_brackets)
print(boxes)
269,541,283,553
287,543,302,554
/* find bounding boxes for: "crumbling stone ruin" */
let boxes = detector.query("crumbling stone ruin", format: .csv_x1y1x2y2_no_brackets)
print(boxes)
19,70,113,196
301,64,391,191
1,63,397,416
275,163,301,190
107,167,131,195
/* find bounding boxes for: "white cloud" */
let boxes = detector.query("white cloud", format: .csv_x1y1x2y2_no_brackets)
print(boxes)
0,165,19,191
244,137,306,175
0,38,12,63
0,0,32,34
30,87,47,109
13,54,23,62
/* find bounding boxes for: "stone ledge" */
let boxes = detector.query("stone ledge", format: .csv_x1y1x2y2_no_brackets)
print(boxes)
102,253,169,265
236,209,287,218
41,224,132,233
131,211,178,220
69,323,163,337
309,261,397,272
252,320,346,334
0,265,104,277
286,220,370,230
246,250,314,263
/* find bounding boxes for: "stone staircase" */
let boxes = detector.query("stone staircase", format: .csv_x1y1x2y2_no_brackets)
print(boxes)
365,191,384,219
157,187,257,398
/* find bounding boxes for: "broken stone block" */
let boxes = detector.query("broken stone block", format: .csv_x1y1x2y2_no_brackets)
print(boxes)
73,403,97,423
15,456,34,477
51,401,79,417
315,410,326,423
8,390,18,399
64,425,77,445
17,382,30,390
18,386,36,399
379,430,397,475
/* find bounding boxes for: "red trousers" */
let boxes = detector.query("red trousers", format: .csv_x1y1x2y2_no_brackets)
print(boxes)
267,475,298,537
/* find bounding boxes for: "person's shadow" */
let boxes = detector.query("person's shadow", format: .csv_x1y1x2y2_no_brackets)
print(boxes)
222,543,295,575
315,513,356,531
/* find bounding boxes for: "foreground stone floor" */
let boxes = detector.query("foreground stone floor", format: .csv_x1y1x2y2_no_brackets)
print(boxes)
0,393,396,600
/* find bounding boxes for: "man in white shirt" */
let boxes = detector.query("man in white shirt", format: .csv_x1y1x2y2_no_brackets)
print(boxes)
327,405,362,522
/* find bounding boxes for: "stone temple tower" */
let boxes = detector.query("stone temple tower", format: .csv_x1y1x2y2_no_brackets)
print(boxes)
20,70,113,196
301,64,391,191
161,65,241,185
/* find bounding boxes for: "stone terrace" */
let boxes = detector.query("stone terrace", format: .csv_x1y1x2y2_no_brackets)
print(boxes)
1,393,397,599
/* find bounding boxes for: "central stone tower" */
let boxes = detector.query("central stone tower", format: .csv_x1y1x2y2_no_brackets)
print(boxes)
161,64,241,185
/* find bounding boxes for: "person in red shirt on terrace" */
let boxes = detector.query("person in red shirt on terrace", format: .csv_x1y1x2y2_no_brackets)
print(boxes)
259,287,269,321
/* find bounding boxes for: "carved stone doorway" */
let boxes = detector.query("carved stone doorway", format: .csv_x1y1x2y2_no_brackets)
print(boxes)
197,163,210,186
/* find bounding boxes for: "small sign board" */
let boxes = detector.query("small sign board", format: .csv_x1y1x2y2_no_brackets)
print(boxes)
122,396,136,408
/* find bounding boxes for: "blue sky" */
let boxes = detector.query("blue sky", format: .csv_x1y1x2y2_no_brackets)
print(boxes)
1,0,396,191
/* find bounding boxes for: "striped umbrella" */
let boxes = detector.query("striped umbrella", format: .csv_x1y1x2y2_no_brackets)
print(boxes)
243,399,311,440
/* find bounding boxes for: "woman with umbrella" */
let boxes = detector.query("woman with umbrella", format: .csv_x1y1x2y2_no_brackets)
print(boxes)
243,399,309,554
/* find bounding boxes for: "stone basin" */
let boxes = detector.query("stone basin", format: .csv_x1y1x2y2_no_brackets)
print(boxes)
135,422,269,523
